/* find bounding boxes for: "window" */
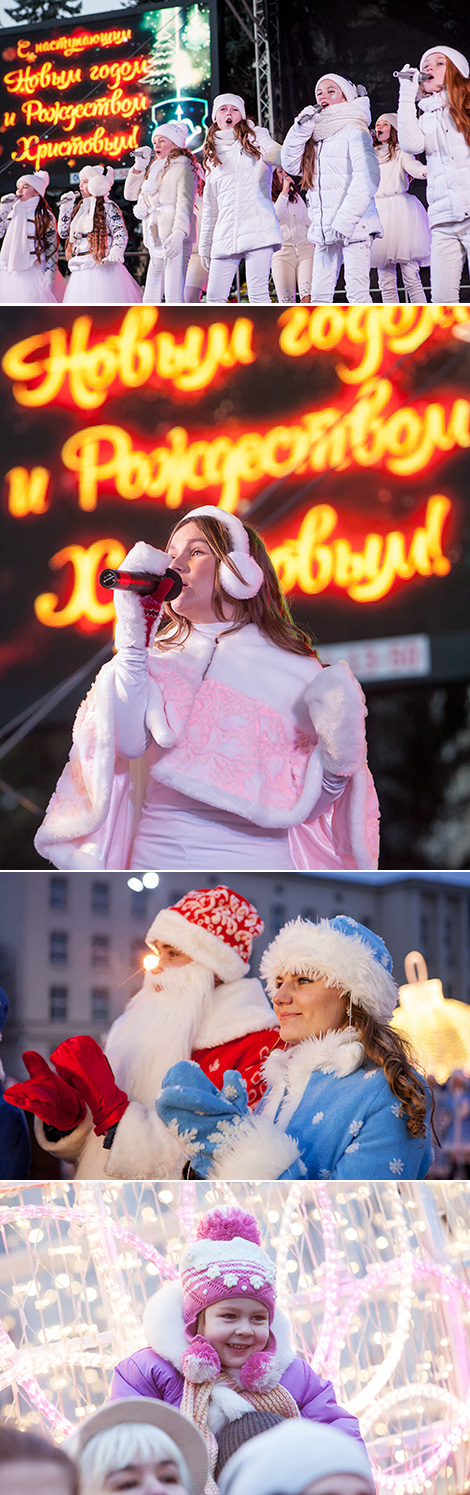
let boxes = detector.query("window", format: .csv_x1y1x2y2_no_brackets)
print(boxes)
91,934,109,969
92,988,109,1024
49,876,68,911
270,904,286,936
49,931,68,966
49,986,68,1022
130,888,148,920
91,882,110,917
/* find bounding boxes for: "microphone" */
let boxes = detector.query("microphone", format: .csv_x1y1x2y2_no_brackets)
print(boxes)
99,567,183,602
393,69,429,81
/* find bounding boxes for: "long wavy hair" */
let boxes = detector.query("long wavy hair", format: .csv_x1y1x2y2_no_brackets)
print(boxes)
445,58,470,147
66,194,109,263
300,136,316,190
143,145,199,186
33,198,56,264
351,1003,435,1140
155,514,318,657
204,118,261,171
373,123,399,158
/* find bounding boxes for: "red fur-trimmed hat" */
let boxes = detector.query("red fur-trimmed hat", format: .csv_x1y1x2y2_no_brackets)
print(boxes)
145,886,264,982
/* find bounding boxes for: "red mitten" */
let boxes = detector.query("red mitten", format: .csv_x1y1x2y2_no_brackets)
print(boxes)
51,1036,129,1137
4,1051,86,1131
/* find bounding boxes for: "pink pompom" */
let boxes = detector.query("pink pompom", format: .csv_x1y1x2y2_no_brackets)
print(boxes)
196,1206,261,1246
239,1351,280,1393
181,1335,221,1384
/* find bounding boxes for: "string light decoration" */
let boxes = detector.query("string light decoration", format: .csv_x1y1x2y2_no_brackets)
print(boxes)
0,1180,469,1493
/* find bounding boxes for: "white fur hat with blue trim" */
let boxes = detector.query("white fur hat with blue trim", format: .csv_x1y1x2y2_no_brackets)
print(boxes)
260,915,398,1023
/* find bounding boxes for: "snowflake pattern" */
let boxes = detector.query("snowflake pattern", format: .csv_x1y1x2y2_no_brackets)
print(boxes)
349,1120,363,1136
207,1120,237,1144
391,1102,403,1118
389,1158,404,1175
224,1085,238,1100
312,1112,324,1125
165,1119,203,1157
345,1141,360,1154
319,1168,331,1179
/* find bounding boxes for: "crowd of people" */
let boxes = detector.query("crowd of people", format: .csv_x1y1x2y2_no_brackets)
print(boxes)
1,42,469,305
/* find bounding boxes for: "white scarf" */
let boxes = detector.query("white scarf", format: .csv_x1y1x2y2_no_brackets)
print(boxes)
104,960,215,1108
139,158,166,216
0,195,40,272
69,195,98,241
312,96,371,141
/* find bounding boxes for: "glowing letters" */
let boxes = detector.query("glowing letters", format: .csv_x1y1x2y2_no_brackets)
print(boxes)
270,497,451,603
279,305,470,382
34,540,126,627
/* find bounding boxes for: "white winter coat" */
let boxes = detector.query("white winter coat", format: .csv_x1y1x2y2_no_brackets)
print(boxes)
397,90,470,227
199,126,282,259
274,190,312,250
281,103,382,247
125,155,197,254
375,147,427,196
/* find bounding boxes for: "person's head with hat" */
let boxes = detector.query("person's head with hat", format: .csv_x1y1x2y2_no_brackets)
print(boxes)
260,915,428,1140
67,1398,208,1495
218,1420,375,1495
203,92,263,172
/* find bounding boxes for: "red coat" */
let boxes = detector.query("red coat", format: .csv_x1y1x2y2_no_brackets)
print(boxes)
193,1029,284,1107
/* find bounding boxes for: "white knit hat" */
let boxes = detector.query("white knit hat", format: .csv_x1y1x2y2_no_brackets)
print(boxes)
376,112,398,129
420,44,469,78
316,72,358,102
17,170,49,196
145,885,264,982
212,92,246,120
260,915,398,1023
178,504,264,599
152,121,189,149
219,1420,375,1495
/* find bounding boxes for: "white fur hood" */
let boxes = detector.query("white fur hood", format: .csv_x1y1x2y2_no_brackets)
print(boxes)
143,1278,295,1376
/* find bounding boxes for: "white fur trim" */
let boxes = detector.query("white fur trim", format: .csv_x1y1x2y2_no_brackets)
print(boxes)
146,910,249,982
260,918,397,1023
35,1111,93,1162
144,1279,294,1382
208,1383,253,1434
195,979,278,1048
304,661,367,777
260,1031,364,1129
103,1100,187,1180
210,1115,304,1180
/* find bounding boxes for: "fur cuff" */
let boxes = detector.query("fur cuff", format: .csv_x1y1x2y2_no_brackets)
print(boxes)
212,1115,303,1180
305,661,367,776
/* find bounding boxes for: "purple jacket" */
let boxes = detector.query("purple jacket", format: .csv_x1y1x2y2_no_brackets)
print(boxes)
110,1347,364,1446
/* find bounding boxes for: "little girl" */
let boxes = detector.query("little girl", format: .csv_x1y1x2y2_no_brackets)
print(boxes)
0,170,58,303
58,162,141,304
199,93,282,303
397,45,470,301
371,112,430,302
110,1206,366,1494
281,74,382,303
125,123,197,303
270,167,314,303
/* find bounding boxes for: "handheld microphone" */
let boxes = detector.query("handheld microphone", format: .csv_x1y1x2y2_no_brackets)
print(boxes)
393,68,429,81
99,567,183,602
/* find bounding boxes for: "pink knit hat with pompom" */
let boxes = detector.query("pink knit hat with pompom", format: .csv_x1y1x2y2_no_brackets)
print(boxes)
181,1207,277,1334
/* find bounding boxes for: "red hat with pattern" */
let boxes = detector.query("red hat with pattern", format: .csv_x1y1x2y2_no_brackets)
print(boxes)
145,886,264,982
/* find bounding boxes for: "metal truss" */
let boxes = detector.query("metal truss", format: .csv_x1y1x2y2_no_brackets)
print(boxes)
223,0,283,134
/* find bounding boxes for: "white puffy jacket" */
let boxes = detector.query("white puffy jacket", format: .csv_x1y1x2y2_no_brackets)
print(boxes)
281,104,382,247
397,89,470,227
199,126,282,258
125,154,196,252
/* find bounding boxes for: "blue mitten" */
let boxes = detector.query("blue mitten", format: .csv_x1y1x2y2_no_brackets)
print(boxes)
156,1061,248,1178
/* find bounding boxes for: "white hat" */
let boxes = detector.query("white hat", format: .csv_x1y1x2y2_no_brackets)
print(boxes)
17,170,49,196
420,44,469,78
78,161,103,181
145,884,264,982
68,1397,209,1495
376,112,398,129
212,92,246,120
218,1420,375,1495
260,915,398,1023
316,72,358,102
152,120,189,150
87,165,114,197
179,504,264,599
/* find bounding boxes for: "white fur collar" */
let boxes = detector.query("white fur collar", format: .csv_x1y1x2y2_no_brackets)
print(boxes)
263,1028,364,1090
143,1279,294,1377
195,978,278,1048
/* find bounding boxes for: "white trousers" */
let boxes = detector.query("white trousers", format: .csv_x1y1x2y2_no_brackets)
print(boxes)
310,238,372,304
271,241,314,302
206,246,274,303
430,218,470,302
378,262,427,303
143,241,192,304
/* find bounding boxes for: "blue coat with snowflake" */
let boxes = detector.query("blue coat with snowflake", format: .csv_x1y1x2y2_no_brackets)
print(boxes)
156,1028,432,1182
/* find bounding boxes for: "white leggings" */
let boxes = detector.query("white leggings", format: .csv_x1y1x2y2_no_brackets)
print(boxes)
184,251,208,303
430,218,470,302
311,238,372,304
378,262,427,303
143,240,192,304
206,246,274,303
271,242,314,302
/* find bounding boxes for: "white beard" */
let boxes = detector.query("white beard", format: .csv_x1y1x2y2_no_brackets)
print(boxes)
105,963,215,1108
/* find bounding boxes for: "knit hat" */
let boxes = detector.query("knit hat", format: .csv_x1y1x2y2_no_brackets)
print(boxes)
68,1397,209,1495
218,1420,375,1495
180,1206,277,1345
215,1412,284,1480
316,72,359,102
17,171,49,196
212,93,246,120
260,915,398,1023
420,44,469,78
178,505,264,598
376,112,398,129
145,885,264,982
152,121,189,150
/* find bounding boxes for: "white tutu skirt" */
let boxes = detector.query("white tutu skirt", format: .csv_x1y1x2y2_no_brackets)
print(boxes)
371,192,431,268
0,265,55,303
64,261,142,304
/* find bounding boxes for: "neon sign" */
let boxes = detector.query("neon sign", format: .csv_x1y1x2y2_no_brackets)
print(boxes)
279,305,470,382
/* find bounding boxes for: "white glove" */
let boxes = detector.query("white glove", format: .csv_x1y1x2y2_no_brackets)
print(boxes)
59,190,77,204
295,107,319,125
113,541,171,651
305,661,368,777
1,193,17,206
163,228,185,260
132,146,152,167
200,252,211,272
106,244,124,263
398,63,420,101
